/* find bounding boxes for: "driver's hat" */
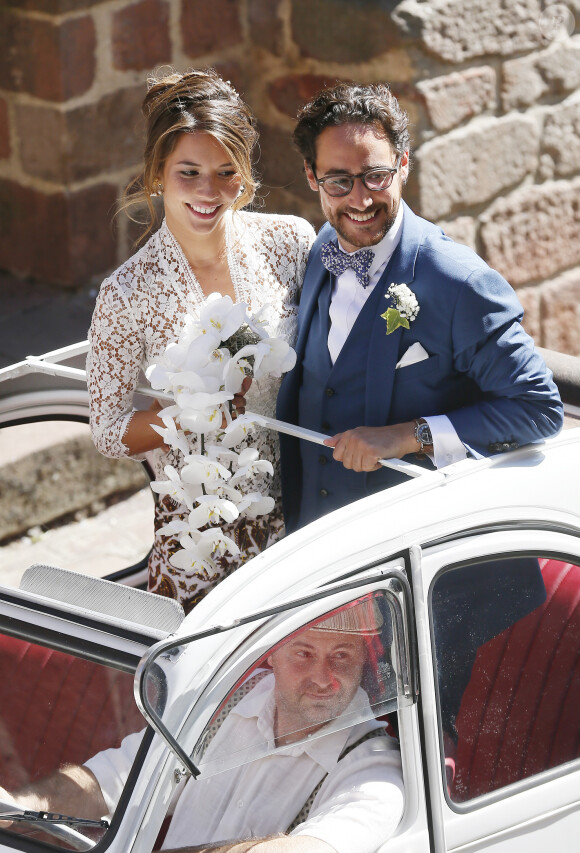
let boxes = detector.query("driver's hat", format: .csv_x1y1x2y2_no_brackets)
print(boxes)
311,597,383,636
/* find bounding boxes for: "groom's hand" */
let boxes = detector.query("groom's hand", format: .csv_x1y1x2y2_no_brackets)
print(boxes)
324,422,418,472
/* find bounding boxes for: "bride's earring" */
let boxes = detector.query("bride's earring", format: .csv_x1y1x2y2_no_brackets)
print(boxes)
151,181,164,197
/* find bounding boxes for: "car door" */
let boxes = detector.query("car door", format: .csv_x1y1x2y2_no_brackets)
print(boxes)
129,564,433,853
0,564,185,853
414,527,580,853
0,343,155,588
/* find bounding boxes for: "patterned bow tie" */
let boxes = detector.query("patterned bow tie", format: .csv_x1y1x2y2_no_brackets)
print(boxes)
320,241,374,288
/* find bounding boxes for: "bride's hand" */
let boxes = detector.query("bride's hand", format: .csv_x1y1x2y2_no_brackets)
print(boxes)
232,376,252,416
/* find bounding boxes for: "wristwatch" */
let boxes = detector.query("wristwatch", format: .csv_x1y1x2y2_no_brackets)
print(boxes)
414,419,433,454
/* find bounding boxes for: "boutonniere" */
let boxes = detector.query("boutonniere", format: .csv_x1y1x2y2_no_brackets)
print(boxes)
381,283,420,334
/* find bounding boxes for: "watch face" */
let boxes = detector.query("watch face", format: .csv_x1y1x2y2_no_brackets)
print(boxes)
417,423,432,445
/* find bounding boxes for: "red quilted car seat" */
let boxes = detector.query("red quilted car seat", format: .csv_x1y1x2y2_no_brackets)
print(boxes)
0,636,145,790
451,559,580,801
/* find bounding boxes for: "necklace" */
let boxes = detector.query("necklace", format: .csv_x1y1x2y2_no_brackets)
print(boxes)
162,213,248,307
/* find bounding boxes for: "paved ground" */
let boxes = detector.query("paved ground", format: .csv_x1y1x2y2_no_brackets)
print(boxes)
0,270,96,368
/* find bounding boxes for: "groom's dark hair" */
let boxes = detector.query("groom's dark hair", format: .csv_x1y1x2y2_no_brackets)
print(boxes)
293,82,410,169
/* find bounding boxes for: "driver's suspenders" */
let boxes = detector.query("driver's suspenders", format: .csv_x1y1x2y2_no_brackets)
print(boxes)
286,728,389,832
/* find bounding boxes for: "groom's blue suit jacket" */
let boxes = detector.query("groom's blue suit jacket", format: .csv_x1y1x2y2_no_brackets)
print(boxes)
277,202,563,533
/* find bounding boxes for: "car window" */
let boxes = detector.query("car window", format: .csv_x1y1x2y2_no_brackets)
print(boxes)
0,420,154,587
0,631,147,850
431,555,580,803
190,591,400,778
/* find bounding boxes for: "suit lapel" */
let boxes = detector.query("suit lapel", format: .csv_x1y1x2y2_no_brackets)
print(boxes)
365,202,425,426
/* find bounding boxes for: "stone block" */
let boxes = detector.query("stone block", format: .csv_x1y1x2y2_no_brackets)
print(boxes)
291,0,400,62
0,11,95,102
393,0,543,62
258,185,323,229
515,284,542,342
0,179,118,287
181,0,243,57
248,0,285,55
438,216,477,252
0,433,147,543
112,0,171,71
15,86,145,183
502,36,580,110
480,179,580,287
3,0,103,10
417,67,496,133
541,268,580,356
0,98,10,160
257,123,313,204
269,74,345,119
541,98,580,178
212,61,248,101
416,115,539,221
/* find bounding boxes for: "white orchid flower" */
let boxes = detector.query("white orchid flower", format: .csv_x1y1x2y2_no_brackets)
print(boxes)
169,370,221,398
150,465,194,509
252,338,296,379
198,294,249,342
229,447,274,483
203,444,239,467
179,407,224,435
169,546,215,576
181,455,232,486
220,415,255,449
182,332,223,370
197,527,241,558
156,518,190,538
150,416,190,456
223,357,251,394
188,495,239,529
177,389,231,410
146,342,190,390
246,303,271,337
237,492,276,518
213,481,246,505
146,362,173,392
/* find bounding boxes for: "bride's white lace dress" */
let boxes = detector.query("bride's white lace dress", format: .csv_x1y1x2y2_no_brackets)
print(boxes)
87,211,315,611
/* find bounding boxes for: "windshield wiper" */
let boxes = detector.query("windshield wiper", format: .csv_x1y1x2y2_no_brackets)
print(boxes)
0,810,109,829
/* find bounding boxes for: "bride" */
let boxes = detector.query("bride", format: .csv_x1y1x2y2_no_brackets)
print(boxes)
87,68,314,612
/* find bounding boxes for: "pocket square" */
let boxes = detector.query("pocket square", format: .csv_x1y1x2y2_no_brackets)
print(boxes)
396,342,430,369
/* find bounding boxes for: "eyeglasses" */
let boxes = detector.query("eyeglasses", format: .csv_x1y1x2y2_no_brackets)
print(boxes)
313,160,401,197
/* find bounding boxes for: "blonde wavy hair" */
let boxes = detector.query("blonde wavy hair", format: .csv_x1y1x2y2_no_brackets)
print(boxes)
120,68,259,244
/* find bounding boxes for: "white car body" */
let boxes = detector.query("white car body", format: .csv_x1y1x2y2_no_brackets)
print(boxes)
0,344,579,853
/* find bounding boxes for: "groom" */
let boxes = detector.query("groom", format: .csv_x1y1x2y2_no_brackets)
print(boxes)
276,82,563,738
277,81,563,534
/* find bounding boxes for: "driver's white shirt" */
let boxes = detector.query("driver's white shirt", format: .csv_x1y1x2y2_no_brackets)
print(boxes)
86,674,403,853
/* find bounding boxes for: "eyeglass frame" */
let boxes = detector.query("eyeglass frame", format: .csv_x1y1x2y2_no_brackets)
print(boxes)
312,157,402,197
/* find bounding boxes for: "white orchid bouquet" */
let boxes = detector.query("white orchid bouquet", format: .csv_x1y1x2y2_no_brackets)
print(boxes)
145,293,296,577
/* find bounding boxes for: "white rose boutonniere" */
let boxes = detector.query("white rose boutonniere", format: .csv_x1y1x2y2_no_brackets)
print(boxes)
381,283,420,335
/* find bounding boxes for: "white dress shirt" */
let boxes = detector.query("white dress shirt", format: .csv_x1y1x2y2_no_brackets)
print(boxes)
86,674,403,853
327,205,467,467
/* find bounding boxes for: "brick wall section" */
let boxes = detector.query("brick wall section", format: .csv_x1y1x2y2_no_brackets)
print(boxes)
0,98,10,160
0,0,579,357
112,0,172,72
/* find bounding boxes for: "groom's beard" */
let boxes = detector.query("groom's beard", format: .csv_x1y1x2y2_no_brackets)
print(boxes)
326,196,401,250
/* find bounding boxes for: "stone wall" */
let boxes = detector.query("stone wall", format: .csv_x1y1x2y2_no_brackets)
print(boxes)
0,0,579,353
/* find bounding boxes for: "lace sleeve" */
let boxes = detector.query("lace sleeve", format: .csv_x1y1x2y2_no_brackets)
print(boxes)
87,276,145,459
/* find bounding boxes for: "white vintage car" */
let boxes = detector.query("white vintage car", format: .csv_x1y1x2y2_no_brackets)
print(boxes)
0,343,579,853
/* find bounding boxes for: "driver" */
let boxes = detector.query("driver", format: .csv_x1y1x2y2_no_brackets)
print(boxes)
0,600,404,853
